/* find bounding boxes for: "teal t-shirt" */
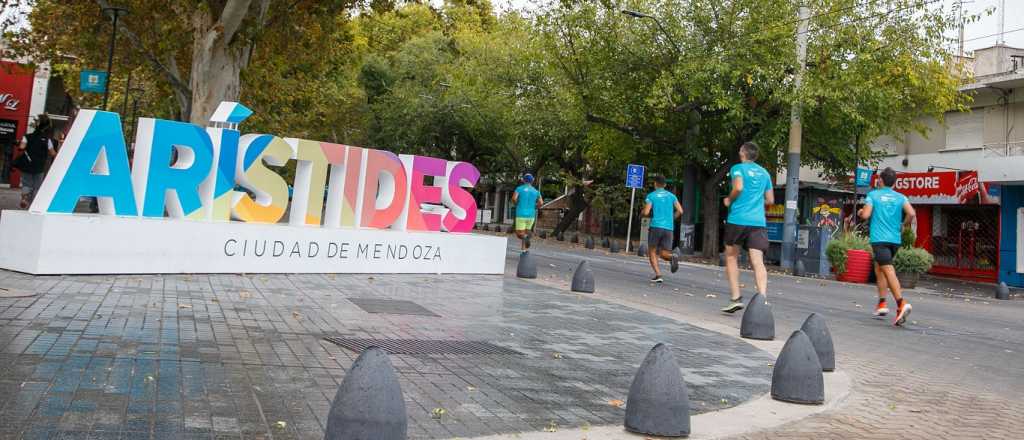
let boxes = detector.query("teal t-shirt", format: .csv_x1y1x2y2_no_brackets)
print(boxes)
645,188,678,230
514,184,540,218
726,162,772,227
865,187,908,244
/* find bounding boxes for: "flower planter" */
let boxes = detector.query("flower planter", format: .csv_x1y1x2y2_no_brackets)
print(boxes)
896,271,920,289
836,249,872,283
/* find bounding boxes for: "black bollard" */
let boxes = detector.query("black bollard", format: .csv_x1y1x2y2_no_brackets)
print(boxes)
793,259,806,277
718,252,726,267
571,260,595,293
799,313,835,372
609,240,620,253
637,242,648,257
324,347,407,440
538,230,547,239
516,251,537,279
602,237,611,248
624,343,690,437
585,236,595,249
570,233,579,244
996,282,1010,300
771,330,825,404
740,293,775,340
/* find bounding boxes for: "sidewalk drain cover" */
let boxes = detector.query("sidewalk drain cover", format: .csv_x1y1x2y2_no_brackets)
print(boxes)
323,337,524,355
347,298,440,317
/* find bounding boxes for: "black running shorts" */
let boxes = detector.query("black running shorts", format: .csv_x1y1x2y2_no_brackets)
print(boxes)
872,243,900,266
723,223,769,251
648,227,673,252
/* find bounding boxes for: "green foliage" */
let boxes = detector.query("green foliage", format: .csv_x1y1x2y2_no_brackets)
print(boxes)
901,228,917,248
826,232,871,274
893,247,934,274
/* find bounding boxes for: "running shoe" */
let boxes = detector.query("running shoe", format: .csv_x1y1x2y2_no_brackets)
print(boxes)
721,297,744,314
873,300,889,317
894,301,912,326
650,275,664,283
670,252,680,273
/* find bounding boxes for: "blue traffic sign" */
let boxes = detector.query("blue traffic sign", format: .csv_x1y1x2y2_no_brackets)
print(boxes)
80,70,108,94
625,164,645,188
855,167,873,187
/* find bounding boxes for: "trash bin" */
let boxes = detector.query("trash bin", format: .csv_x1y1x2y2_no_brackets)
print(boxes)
796,225,831,277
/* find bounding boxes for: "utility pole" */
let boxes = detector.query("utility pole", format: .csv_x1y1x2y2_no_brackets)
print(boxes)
781,4,809,270
996,0,1006,44
100,5,129,111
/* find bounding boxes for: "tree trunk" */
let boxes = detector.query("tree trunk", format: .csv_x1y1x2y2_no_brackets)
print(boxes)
553,187,588,235
189,11,247,125
700,172,721,259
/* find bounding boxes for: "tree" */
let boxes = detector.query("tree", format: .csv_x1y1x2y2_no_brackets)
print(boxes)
13,0,357,125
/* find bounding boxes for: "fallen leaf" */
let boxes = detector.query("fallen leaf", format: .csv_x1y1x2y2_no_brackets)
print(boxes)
274,421,287,429
909,409,923,413
552,353,563,359
705,294,717,298
543,421,558,432
685,293,694,297
239,291,252,299
178,304,192,309
292,311,303,320
467,386,477,391
431,408,446,419
608,399,624,408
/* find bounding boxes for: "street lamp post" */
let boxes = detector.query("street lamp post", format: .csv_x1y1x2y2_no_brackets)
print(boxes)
100,5,129,111
620,9,696,255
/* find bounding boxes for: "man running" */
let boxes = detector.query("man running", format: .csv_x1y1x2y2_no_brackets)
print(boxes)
859,167,915,326
642,174,682,283
722,142,773,313
511,173,542,250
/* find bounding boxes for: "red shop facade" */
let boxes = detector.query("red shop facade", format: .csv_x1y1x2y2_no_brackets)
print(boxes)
878,170,1001,282
0,60,36,187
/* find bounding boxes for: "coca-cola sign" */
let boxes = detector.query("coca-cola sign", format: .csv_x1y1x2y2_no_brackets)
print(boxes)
872,170,997,205
0,93,21,111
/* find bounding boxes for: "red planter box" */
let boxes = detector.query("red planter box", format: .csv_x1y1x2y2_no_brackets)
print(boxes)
836,249,872,283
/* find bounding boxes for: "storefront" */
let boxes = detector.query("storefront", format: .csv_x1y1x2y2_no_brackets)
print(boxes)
0,60,36,186
882,170,1002,282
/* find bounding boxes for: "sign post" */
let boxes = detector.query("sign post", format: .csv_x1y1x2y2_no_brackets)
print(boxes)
625,164,645,253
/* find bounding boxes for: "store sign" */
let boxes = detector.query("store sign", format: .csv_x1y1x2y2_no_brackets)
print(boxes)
80,70,108,94
0,119,16,142
875,171,997,205
0,93,21,111
0,102,506,275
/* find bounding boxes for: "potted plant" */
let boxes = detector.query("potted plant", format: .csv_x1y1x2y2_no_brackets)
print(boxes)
826,232,872,283
893,247,934,289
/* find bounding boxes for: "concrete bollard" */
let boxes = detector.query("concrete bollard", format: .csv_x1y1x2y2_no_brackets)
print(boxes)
740,293,775,340
793,259,806,277
571,260,595,293
585,236,595,249
771,330,825,405
637,242,648,257
324,347,407,440
602,237,611,248
799,313,835,372
516,251,537,279
996,282,1010,300
624,343,690,437
609,240,620,253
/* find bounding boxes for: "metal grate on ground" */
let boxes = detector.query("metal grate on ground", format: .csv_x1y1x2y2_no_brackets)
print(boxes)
346,298,441,317
323,337,524,355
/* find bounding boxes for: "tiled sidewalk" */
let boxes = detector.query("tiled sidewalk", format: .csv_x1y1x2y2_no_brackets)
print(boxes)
0,272,772,439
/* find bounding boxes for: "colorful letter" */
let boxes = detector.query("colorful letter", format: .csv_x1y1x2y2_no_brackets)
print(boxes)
30,110,137,215
360,149,408,229
233,134,293,223
399,154,446,231
287,138,331,226
131,118,214,218
442,161,480,232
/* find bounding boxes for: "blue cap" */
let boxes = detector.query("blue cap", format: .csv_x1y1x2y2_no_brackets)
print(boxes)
523,173,534,183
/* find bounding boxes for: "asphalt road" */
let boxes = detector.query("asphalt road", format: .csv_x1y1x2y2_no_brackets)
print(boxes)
505,240,1024,401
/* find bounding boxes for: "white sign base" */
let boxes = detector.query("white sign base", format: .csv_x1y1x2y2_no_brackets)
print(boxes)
0,210,507,275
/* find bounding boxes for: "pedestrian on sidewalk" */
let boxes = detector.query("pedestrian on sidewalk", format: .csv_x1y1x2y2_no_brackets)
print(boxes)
859,167,915,326
511,173,543,251
642,174,682,283
14,114,56,209
722,142,773,313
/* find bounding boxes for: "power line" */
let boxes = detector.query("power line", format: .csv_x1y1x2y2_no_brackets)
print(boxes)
962,25,1024,43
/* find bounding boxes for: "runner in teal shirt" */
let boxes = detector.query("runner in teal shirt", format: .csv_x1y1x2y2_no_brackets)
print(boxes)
642,174,683,282
859,167,916,326
511,174,543,250
721,142,774,314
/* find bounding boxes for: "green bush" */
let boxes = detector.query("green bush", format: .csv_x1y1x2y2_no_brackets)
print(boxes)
826,232,871,274
901,228,917,247
894,246,934,274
